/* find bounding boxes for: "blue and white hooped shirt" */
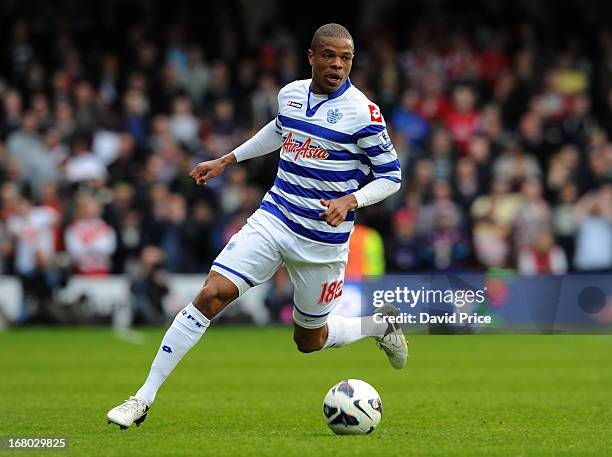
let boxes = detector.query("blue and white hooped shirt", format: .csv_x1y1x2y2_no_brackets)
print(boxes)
261,78,401,245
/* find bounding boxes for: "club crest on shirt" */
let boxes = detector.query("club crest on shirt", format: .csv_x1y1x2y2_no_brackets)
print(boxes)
326,108,343,124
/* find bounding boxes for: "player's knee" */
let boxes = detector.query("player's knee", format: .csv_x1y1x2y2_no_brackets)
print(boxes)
192,273,239,319
192,284,226,319
293,333,325,353
295,340,320,353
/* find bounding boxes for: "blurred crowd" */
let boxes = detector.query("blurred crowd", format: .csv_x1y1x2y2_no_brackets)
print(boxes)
1,1,611,322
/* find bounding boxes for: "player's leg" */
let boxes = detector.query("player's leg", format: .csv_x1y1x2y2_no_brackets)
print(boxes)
107,210,283,429
292,321,328,353
291,316,374,352
291,290,374,353
106,272,238,429
286,242,407,367
191,271,240,318
133,271,237,406
291,273,408,368
287,257,372,351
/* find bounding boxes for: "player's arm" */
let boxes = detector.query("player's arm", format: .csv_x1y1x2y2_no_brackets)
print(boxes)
352,111,402,206
190,119,283,186
319,179,401,227
320,111,402,227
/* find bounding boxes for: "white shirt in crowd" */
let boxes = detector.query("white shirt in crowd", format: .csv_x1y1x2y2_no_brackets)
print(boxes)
65,151,108,183
65,219,117,275
7,206,58,275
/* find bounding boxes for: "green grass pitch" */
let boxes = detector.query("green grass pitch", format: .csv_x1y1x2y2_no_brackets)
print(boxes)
1,327,611,456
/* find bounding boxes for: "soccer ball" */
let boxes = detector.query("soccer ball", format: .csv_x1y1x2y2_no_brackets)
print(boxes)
322,379,382,435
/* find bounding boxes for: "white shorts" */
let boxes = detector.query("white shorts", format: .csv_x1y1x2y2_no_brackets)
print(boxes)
210,209,349,329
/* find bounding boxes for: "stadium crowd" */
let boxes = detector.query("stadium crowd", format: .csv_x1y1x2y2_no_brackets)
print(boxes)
0,1,611,322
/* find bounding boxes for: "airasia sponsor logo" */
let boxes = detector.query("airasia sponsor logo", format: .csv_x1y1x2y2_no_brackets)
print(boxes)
281,132,329,161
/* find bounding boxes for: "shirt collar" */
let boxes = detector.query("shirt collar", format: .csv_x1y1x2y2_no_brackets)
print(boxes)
306,78,352,117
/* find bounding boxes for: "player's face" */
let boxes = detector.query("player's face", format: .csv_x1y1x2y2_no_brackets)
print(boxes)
308,37,354,94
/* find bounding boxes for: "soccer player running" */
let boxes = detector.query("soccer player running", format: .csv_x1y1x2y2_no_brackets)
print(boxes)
107,23,407,429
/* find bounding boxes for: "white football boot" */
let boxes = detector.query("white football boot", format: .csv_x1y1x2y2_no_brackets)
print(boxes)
107,396,149,430
374,304,408,369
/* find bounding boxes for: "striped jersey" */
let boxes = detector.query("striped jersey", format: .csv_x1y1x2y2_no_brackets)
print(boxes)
260,78,401,245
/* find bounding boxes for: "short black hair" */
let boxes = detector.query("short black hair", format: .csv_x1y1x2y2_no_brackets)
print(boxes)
310,23,354,52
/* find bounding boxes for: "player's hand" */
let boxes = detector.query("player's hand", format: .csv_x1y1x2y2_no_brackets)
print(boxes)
190,153,237,186
319,195,358,227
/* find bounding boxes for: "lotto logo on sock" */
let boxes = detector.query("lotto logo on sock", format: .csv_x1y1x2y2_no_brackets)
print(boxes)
162,345,172,353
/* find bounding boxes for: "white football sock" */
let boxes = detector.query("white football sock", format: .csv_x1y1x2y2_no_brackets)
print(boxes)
323,314,391,349
136,303,210,406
